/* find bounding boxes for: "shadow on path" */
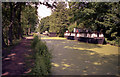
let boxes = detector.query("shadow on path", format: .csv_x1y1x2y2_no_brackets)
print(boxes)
2,36,33,76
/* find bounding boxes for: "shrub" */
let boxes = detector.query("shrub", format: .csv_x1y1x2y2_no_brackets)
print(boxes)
31,35,39,48
30,35,51,76
105,37,120,46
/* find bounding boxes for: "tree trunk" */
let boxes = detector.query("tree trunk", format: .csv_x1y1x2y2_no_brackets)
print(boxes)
2,31,7,47
26,28,28,35
28,28,30,35
8,3,14,45
18,4,23,39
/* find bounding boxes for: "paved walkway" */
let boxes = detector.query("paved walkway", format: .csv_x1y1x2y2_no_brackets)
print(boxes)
41,35,118,75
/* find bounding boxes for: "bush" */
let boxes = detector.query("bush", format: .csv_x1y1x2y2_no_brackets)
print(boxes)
30,35,51,76
31,35,39,48
105,37,120,46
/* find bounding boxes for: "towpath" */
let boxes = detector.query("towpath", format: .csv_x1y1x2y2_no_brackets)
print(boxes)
2,36,33,76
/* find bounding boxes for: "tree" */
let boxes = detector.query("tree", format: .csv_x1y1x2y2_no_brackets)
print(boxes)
48,2,69,36
21,4,38,35
2,2,38,47
38,16,50,33
68,2,120,41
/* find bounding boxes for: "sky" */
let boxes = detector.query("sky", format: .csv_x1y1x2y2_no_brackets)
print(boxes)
37,4,52,20
37,2,69,20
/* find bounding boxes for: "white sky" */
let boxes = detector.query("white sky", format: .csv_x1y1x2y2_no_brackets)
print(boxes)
37,4,52,20
37,2,69,20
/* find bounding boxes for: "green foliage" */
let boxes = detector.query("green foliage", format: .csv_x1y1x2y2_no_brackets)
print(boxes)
105,37,120,46
21,5,38,32
31,35,39,48
68,23,76,32
31,35,51,75
38,16,50,33
39,2,69,36
68,2,120,43
111,32,117,37
2,2,38,46
38,2,119,45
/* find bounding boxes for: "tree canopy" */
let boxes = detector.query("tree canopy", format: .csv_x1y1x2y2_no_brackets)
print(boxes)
2,2,120,47
2,2,38,46
39,2,120,42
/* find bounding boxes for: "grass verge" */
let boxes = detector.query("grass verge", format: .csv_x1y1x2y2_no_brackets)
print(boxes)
28,35,51,76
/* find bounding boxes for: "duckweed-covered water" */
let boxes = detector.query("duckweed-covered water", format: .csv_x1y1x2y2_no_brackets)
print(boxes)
41,35,119,75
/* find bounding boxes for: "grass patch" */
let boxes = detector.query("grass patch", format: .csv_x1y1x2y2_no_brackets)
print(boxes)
41,36,66,40
29,35,51,76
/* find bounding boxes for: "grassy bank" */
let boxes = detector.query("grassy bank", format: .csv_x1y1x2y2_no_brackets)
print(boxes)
30,35,51,76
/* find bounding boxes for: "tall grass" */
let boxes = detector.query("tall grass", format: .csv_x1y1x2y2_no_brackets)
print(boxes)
31,35,51,76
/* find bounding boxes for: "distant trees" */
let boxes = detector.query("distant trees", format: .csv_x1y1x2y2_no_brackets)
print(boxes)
39,2,69,37
38,16,50,33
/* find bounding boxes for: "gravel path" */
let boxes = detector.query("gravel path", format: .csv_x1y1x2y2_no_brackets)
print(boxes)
41,35,118,75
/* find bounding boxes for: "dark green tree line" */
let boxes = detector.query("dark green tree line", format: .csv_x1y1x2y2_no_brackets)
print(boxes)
68,2,120,41
2,2,38,47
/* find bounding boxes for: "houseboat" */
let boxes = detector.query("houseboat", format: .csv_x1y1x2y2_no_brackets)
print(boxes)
64,28,105,44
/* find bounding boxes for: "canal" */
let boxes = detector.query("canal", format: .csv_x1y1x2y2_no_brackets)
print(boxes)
41,35,118,75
